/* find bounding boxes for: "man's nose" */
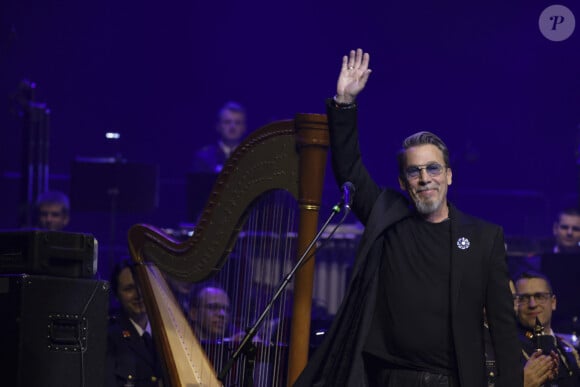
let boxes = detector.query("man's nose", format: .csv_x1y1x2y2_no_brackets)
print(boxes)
418,169,431,182
528,297,538,307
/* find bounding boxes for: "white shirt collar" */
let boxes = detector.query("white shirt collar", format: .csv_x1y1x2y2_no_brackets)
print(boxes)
129,318,151,337
218,141,237,158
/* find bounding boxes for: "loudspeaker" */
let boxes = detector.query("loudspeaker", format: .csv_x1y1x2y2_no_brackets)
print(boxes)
0,274,109,387
0,230,98,278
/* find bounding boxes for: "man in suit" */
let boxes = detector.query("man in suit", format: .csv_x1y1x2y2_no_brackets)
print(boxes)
552,208,580,254
192,101,247,174
106,260,162,386
514,271,580,386
295,49,522,387
188,101,247,221
486,280,558,387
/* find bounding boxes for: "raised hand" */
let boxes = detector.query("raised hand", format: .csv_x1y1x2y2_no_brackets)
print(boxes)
335,48,372,104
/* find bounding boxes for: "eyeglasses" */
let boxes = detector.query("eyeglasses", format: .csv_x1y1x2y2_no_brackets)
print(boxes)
202,303,230,313
558,224,580,232
515,292,553,305
40,211,64,217
405,163,445,179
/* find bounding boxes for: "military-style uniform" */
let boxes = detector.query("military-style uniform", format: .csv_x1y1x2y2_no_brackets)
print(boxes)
483,323,497,387
105,313,163,387
519,327,580,387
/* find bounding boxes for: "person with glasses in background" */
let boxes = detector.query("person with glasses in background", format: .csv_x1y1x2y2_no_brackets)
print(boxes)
552,208,580,254
486,281,559,387
294,48,521,387
514,271,580,386
188,282,232,342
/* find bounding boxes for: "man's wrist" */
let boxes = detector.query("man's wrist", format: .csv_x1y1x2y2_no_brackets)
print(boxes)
333,95,356,109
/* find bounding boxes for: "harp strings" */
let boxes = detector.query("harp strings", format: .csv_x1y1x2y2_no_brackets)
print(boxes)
146,265,220,385
194,190,297,387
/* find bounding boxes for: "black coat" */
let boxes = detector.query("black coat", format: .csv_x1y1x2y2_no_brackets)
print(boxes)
192,143,228,174
294,100,522,387
105,314,162,387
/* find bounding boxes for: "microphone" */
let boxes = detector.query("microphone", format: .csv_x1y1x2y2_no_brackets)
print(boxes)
341,181,355,210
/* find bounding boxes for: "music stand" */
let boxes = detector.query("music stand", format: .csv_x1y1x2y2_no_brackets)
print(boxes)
70,158,159,264
71,158,159,213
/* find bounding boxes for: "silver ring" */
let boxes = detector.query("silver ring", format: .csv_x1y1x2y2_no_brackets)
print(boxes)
348,66,354,70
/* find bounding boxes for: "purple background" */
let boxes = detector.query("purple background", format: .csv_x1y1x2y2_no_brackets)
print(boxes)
1,0,579,274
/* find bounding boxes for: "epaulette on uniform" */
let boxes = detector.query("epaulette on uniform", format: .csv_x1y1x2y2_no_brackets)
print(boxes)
556,334,580,368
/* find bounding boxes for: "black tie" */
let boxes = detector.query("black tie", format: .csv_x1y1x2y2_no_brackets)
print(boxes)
142,331,155,357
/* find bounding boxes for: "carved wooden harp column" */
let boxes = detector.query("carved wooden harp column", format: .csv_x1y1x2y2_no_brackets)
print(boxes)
128,113,329,386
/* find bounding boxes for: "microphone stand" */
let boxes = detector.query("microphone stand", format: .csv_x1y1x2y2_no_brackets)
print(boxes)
218,200,350,386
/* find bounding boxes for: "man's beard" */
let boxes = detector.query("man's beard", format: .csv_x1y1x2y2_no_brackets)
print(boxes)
414,196,441,215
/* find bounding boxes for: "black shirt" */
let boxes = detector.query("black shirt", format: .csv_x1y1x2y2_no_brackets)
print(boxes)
364,214,457,375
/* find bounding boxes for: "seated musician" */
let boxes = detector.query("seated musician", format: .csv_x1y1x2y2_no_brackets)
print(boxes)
188,282,233,343
552,208,580,254
514,271,580,387
192,101,247,174
188,101,248,222
35,190,70,231
485,280,559,387
106,259,163,387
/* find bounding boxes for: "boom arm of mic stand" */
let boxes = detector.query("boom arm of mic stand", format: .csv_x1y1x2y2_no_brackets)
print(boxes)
217,202,348,383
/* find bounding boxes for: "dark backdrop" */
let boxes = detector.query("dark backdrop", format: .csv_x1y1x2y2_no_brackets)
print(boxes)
1,0,579,276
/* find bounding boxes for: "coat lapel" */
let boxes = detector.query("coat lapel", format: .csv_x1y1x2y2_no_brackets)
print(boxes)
352,190,410,277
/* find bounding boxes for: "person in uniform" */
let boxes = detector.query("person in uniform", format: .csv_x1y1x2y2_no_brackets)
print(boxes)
515,271,580,387
105,260,163,386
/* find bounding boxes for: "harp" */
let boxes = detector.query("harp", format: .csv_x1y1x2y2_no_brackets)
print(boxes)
128,113,329,386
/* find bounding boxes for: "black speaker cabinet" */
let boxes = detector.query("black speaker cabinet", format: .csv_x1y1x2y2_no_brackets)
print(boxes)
0,230,98,278
0,274,109,387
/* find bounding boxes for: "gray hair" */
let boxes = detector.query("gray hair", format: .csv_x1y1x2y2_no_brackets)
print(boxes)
397,131,450,179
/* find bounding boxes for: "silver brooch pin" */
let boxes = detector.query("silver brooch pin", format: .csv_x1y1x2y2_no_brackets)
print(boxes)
457,237,470,250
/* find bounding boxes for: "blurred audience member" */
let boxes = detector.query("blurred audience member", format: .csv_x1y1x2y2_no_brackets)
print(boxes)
189,283,232,342
36,190,70,231
485,280,558,387
192,101,247,174
106,260,162,386
553,208,580,254
514,271,580,387
509,207,580,281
